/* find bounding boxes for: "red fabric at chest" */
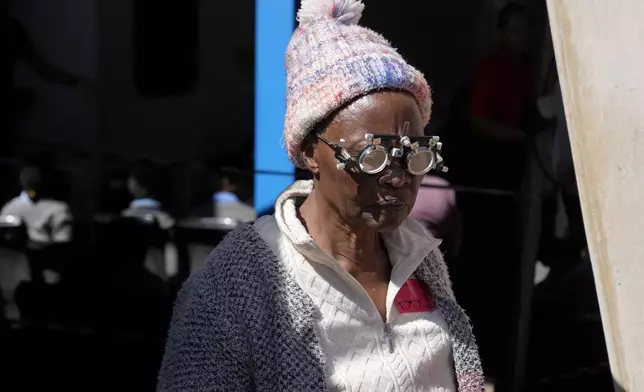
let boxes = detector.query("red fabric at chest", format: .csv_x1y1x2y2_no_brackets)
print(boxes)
394,278,437,314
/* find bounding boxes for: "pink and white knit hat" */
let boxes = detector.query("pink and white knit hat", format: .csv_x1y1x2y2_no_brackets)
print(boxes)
284,0,433,168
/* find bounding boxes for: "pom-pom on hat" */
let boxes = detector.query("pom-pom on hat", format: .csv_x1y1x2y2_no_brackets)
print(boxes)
284,0,432,168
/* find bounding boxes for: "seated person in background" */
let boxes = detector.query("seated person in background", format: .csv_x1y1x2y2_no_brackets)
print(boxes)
194,167,256,223
411,175,461,258
122,162,174,230
1,163,72,244
122,162,177,280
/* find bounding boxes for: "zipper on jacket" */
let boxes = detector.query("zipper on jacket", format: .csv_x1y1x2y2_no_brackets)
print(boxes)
312,236,441,357
384,323,394,353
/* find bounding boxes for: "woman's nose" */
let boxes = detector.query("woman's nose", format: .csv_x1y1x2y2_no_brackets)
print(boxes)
379,161,411,188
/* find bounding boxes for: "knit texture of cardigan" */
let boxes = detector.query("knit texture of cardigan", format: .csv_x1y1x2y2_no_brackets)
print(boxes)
157,224,484,391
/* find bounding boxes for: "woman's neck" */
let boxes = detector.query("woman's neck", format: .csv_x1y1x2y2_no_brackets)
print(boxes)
299,189,388,272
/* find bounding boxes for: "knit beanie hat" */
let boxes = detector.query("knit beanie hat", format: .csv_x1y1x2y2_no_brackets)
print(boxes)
284,0,432,168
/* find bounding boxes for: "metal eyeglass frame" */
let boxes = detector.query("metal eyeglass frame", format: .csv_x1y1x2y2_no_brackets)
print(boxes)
316,123,448,176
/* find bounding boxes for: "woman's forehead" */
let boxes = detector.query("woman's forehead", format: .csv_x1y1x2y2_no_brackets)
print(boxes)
329,92,423,142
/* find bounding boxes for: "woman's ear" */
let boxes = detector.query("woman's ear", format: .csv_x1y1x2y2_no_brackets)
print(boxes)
301,135,320,176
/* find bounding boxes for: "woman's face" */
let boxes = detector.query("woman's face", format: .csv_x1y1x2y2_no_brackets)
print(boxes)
305,91,424,232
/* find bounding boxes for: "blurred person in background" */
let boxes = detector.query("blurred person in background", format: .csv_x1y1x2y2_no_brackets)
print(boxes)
122,161,177,281
469,2,531,190
526,27,586,289
532,64,584,252
123,161,174,229
531,21,585,257
192,166,256,223
461,2,534,385
1,159,70,310
1,161,72,244
411,175,461,259
211,167,256,222
158,1,483,391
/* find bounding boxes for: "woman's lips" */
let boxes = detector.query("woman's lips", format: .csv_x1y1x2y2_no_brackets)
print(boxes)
375,200,406,207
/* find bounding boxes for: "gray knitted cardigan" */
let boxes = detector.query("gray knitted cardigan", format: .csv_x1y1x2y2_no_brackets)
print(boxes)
158,224,484,391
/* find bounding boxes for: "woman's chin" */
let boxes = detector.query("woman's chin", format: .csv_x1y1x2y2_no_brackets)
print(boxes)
360,209,409,232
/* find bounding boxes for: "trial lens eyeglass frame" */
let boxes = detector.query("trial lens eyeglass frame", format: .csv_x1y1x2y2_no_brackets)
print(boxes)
316,122,448,176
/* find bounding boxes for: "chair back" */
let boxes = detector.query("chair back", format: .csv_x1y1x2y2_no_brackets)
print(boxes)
0,215,27,250
95,214,170,267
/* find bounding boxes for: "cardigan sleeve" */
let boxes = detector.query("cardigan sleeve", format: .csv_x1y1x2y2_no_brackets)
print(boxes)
427,247,457,302
157,272,253,392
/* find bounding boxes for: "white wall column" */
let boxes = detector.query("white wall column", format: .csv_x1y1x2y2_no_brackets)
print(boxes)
547,1,644,390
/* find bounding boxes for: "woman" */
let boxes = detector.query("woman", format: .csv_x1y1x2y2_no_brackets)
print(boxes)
158,0,483,391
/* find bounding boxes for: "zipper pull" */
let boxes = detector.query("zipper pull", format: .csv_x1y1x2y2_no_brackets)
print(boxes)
384,323,394,353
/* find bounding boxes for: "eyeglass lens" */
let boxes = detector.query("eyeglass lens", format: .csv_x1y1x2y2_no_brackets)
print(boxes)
361,149,388,173
360,148,433,175
407,150,434,175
